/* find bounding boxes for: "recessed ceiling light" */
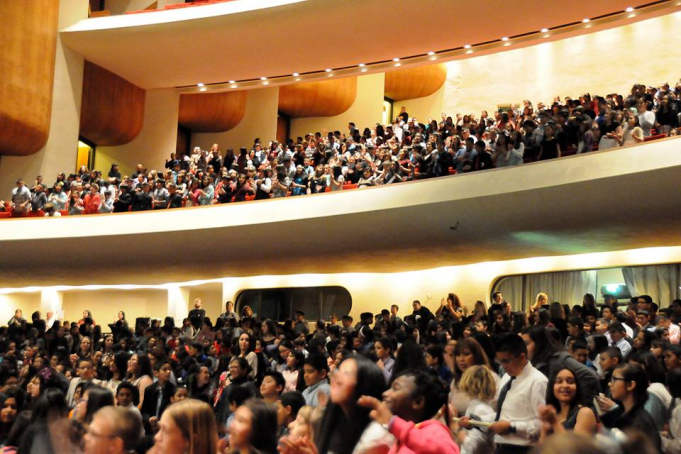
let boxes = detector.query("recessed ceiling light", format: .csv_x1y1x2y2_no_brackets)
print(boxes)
543,34,550,38
360,68,368,72
328,73,333,77
260,77,267,81
464,44,471,49
228,80,235,84
501,36,509,41
504,42,510,46
427,51,435,56
292,73,299,77
541,28,548,33
628,13,636,18
295,78,301,81
430,56,437,61
394,63,401,67
230,84,237,88
199,87,207,91
582,18,590,23
393,57,400,62
325,68,332,72
197,82,204,87
263,81,269,85
358,63,365,67
466,50,473,54
625,6,634,12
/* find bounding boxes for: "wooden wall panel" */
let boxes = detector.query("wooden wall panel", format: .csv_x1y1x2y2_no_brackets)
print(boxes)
384,64,447,101
80,61,146,146
0,0,59,156
278,78,357,118
178,91,248,133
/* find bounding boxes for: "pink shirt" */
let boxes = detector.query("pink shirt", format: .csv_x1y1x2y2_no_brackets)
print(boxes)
388,417,459,454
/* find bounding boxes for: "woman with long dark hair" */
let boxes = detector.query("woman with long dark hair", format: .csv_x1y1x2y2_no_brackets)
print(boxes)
538,367,597,440
450,337,497,416
127,353,153,408
315,355,390,454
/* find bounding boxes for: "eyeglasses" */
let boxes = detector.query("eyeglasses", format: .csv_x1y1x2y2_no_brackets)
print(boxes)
611,377,628,383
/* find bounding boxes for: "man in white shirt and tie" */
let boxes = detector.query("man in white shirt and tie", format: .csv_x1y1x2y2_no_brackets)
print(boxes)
491,334,547,453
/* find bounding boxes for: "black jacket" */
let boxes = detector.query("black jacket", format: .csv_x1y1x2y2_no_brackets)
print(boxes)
141,381,176,434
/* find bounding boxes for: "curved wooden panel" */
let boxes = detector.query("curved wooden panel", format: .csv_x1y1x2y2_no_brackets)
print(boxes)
179,91,248,133
0,0,59,156
279,78,357,118
384,64,447,101
80,61,146,146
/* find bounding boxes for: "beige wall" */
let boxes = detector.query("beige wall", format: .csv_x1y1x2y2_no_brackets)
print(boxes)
96,88,179,178
0,0,88,196
0,293,41,325
289,74,385,140
61,289,168,324
2,244,680,325
440,12,681,116
192,87,279,152
397,83,446,126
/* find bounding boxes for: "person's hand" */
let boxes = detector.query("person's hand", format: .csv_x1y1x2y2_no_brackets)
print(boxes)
537,404,557,425
358,395,393,426
278,436,319,454
456,416,472,429
597,395,616,412
489,421,512,435
149,416,158,428
317,391,329,408
377,358,385,370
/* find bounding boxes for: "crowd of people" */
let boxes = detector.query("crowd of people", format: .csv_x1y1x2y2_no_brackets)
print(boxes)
0,291,681,453
3,80,681,217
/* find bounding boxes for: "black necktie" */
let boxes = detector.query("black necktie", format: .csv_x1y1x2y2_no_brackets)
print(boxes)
495,376,515,421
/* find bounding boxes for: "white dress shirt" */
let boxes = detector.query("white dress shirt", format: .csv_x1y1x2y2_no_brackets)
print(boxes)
495,361,547,447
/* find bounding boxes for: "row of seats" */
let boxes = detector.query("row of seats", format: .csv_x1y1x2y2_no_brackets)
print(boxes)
125,0,235,14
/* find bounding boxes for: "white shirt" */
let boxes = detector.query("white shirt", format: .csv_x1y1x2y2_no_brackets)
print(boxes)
495,362,547,446
614,337,632,358
669,323,680,344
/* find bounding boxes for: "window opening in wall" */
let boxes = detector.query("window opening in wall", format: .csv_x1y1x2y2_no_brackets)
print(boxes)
491,263,679,311
235,286,352,322
76,138,96,173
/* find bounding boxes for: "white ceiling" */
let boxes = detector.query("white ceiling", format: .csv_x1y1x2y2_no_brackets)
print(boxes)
2,138,681,287
60,0,656,89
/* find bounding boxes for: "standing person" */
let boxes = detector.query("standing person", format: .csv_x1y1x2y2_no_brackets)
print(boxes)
188,298,206,331
10,179,31,215
140,361,176,434
357,368,459,454
412,300,434,334
83,183,102,214
131,183,153,211
467,333,547,453
294,311,310,337
219,301,239,322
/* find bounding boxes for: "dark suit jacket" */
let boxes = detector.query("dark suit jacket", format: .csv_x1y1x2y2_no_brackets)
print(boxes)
141,381,176,434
